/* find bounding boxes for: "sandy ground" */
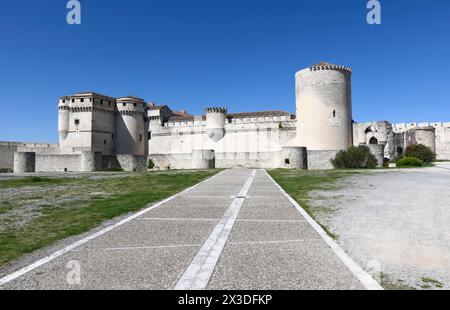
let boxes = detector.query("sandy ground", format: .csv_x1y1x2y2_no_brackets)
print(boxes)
310,162,450,289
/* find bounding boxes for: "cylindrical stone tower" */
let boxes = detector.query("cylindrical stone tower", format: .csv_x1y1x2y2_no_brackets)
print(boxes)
14,152,36,173
205,107,227,142
280,147,308,170
115,97,147,155
295,62,353,150
58,97,70,141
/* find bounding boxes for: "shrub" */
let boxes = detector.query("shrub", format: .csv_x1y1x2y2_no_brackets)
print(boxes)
0,168,13,173
396,157,424,168
404,144,435,163
148,159,155,170
331,145,378,169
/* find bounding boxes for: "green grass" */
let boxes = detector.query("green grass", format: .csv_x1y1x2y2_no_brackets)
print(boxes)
0,170,218,268
0,201,15,214
380,273,416,290
268,169,362,239
421,277,444,289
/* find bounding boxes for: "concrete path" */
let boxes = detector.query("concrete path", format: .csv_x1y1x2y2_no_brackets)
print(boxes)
0,169,376,290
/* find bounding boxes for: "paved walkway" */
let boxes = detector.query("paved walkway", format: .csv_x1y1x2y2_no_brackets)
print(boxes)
0,169,377,290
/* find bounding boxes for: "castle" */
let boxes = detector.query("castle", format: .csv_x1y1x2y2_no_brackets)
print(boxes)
1,62,449,173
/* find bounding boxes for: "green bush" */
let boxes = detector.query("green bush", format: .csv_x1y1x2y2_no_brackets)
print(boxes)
331,145,378,169
148,159,155,170
404,144,435,163
396,157,424,168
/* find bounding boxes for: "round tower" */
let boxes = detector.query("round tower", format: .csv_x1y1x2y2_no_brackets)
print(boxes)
58,97,70,141
14,152,36,173
205,107,227,142
115,96,147,155
294,62,353,150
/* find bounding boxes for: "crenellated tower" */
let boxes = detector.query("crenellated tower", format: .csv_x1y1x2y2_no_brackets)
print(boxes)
293,62,353,151
205,107,227,142
58,97,70,141
115,96,148,155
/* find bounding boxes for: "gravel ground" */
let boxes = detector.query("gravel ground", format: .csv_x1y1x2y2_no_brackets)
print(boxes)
309,163,450,289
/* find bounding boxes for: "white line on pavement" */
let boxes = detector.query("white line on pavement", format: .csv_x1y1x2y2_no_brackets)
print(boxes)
137,217,220,222
71,244,203,252
227,239,305,246
235,219,306,223
263,170,383,290
174,170,257,290
0,170,228,287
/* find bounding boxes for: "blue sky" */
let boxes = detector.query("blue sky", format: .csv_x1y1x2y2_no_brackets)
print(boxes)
1,0,449,143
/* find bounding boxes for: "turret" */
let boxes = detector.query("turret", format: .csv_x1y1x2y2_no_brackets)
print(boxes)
205,107,227,142
293,62,353,151
115,96,147,155
58,97,70,141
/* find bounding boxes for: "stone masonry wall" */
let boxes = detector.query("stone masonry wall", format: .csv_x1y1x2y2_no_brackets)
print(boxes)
36,154,81,172
102,155,147,171
307,150,340,170
0,142,59,172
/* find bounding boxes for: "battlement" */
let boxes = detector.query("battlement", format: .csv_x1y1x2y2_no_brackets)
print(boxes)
0,141,58,148
304,62,352,74
162,114,295,128
116,96,146,115
393,122,450,132
205,107,227,114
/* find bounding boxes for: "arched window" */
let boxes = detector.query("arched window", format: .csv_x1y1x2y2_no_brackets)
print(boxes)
333,110,336,118
369,137,378,145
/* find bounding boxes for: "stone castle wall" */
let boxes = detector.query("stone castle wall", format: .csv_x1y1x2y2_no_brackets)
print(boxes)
36,154,82,172
307,150,340,170
0,142,59,172
393,122,450,160
149,115,296,156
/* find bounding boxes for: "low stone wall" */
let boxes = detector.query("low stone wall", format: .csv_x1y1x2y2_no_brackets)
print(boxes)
14,152,36,173
1,142,59,171
279,147,308,169
215,151,279,169
150,151,280,169
0,144,17,171
150,153,213,170
307,150,340,170
103,155,147,171
36,154,81,172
